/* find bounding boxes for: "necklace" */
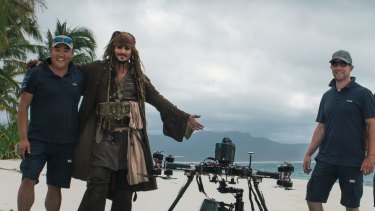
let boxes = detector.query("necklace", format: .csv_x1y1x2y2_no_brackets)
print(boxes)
114,62,129,101
116,63,129,79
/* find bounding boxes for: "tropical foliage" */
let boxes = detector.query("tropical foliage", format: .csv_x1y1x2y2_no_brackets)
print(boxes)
0,0,46,117
0,0,46,159
0,120,19,159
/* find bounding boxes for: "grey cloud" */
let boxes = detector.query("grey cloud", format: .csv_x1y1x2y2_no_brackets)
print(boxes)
24,0,375,144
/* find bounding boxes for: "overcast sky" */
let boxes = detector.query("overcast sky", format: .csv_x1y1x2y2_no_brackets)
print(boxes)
6,0,375,144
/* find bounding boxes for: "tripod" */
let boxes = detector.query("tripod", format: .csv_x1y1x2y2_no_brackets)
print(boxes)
247,177,269,211
168,173,246,211
168,173,195,211
164,153,293,211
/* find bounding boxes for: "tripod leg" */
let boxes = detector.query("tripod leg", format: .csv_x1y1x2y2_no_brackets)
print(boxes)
168,175,194,211
253,180,268,211
247,179,255,211
234,190,244,211
249,179,264,211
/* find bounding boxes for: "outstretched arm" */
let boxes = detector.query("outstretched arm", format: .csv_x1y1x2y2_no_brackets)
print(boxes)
145,78,204,141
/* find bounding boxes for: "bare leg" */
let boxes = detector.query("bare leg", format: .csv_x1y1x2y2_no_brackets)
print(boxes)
45,185,61,211
18,178,36,211
307,201,324,211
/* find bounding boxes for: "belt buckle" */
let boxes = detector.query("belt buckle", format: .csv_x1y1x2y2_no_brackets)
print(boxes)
110,101,129,120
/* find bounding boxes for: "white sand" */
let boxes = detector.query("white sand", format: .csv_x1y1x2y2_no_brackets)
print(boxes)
0,159,374,211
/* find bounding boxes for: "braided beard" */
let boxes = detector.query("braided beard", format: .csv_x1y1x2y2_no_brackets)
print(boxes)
117,60,128,64
115,56,129,65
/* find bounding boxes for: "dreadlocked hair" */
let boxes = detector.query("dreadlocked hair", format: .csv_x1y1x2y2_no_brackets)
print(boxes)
130,47,148,102
102,31,120,62
102,32,148,103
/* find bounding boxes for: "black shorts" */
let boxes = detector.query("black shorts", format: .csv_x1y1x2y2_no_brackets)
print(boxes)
306,160,363,208
20,141,75,188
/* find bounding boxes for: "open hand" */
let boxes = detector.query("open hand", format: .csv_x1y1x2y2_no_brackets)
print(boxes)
188,115,204,131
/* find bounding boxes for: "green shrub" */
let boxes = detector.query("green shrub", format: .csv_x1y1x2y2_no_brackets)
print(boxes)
0,120,20,159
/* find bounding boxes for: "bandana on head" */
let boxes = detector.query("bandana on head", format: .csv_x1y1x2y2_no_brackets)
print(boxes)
113,32,136,47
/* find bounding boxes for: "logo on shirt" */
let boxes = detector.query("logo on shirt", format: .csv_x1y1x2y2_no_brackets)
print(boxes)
72,82,78,86
346,99,353,103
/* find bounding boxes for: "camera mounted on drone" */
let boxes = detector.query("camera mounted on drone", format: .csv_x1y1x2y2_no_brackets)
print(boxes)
149,137,294,211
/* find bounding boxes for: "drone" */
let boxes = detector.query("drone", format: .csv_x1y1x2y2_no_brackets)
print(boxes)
146,137,294,211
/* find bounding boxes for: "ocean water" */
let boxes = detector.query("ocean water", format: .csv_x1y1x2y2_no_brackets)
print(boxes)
237,161,374,187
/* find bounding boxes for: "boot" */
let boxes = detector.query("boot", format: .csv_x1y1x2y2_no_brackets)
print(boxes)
110,189,133,211
78,183,109,211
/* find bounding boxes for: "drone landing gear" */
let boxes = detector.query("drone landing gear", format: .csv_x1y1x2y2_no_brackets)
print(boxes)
248,178,268,211
168,174,195,211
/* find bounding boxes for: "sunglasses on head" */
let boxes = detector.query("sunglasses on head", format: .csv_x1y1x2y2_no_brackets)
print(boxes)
53,36,73,44
331,61,350,67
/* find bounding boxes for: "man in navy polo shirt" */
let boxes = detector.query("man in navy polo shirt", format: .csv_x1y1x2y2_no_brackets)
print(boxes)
16,35,84,211
303,50,375,211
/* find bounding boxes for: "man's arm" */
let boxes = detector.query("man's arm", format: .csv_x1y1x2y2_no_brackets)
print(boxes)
303,123,324,174
361,118,375,175
17,92,33,160
364,127,369,153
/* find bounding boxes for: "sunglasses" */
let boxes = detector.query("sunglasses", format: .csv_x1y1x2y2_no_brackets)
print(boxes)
331,61,350,67
53,36,73,44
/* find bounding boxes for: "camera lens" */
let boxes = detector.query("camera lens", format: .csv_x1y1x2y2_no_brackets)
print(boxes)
166,155,174,163
278,164,294,173
153,152,163,160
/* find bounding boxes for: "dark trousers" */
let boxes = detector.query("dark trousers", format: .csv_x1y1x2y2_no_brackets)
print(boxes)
78,166,133,211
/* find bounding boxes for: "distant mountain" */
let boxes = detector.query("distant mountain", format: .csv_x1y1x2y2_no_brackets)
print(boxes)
148,131,309,162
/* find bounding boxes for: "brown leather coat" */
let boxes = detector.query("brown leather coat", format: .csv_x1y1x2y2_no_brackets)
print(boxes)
72,61,190,191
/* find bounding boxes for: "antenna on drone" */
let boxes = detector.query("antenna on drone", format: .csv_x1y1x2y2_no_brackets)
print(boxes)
248,152,254,168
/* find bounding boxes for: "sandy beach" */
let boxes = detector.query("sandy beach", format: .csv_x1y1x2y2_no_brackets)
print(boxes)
0,159,374,211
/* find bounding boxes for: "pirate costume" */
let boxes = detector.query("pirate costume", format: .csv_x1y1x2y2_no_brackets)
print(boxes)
74,32,192,211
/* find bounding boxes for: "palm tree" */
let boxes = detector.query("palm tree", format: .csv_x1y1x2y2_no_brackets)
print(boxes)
0,0,46,51
0,0,46,117
0,65,22,114
38,20,97,63
0,0,46,159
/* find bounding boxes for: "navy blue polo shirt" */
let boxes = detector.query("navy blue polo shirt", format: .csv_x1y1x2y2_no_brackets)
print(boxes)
21,58,85,144
315,77,375,167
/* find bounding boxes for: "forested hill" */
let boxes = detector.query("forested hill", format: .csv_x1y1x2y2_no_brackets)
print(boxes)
148,131,309,162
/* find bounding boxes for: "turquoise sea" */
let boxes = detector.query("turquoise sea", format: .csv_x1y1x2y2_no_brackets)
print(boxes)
238,161,374,187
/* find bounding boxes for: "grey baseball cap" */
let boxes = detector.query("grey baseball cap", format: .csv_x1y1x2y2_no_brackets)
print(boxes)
329,50,352,64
